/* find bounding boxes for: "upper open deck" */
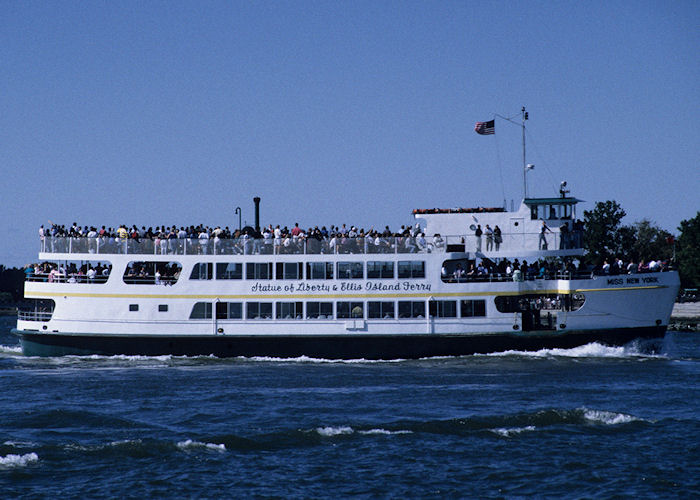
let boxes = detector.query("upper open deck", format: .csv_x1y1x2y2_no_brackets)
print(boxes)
38,231,583,258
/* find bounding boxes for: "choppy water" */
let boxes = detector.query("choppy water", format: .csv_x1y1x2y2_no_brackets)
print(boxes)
1,316,699,498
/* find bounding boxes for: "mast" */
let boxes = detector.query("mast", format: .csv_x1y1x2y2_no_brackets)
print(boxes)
522,106,529,198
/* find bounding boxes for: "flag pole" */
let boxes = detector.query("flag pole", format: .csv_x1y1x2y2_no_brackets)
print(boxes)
522,106,528,199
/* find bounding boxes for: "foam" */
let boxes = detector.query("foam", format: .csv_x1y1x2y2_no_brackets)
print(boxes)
582,409,642,425
358,429,413,435
480,342,660,359
316,426,354,436
490,425,536,437
0,345,23,355
244,356,403,364
176,439,226,452
0,452,39,467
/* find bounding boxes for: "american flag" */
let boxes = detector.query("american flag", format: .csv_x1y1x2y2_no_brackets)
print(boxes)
474,119,495,135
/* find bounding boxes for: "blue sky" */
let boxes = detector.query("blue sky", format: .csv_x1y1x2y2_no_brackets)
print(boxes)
1,1,698,266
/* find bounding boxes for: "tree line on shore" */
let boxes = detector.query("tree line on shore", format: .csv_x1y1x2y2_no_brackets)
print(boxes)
1,203,698,306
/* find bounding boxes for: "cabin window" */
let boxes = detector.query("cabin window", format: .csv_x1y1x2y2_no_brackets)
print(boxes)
189,302,212,319
461,300,486,317
367,261,394,279
124,261,182,285
129,304,139,312
190,262,213,280
494,294,584,313
307,262,334,280
429,300,457,318
276,301,303,319
398,301,425,318
368,301,395,319
158,304,168,312
337,301,364,319
216,302,242,319
26,260,112,284
337,262,364,279
246,302,272,319
246,263,272,280
276,262,303,280
398,261,425,279
216,263,243,280
306,302,333,319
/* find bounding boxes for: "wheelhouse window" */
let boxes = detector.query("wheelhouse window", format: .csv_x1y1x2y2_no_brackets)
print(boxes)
337,262,363,279
189,302,212,319
367,261,394,279
216,302,242,319
216,263,243,280
429,300,457,318
247,302,272,319
306,262,333,280
398,301,425,318
398,261,425,279
276,301,303,319
306,302,333,319
461,299,486,317
368,301,395,319
246,263,272,280
276,262,303,280
124,261,182,285
337,301,364,319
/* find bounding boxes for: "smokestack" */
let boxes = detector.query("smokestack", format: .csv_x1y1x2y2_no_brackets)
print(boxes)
253,197,260,232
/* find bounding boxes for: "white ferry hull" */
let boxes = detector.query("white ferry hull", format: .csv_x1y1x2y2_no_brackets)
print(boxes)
14,326,667,359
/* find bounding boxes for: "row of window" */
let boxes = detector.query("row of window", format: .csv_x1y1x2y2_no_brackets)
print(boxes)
186,299,487,320
191,261,425,281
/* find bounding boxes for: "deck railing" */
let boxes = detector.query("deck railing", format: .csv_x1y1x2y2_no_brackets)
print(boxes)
17,310,54,321
39,232,582,256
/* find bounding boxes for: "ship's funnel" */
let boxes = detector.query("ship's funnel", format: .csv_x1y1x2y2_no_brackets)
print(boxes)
254,197,260,232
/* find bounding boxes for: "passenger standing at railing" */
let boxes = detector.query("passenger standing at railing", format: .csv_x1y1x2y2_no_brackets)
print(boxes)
539,221,551,250
117,225,128,253
475,225,482,252
432,234,445,251
198,227,210,255
485,225,493,251
494,225,502,251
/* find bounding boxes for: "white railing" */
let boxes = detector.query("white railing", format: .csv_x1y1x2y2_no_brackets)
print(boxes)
39,232,583,256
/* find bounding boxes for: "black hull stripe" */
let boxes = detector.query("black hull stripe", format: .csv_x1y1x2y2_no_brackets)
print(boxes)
13,327,667,359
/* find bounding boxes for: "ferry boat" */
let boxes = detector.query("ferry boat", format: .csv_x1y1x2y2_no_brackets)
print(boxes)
12,109,680,359
12,189,679,359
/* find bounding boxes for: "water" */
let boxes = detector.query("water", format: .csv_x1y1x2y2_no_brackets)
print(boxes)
1,316,698,498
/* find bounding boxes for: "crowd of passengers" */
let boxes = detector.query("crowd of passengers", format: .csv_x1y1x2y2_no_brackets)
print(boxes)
443,256,673,282
24,261,111,283
39,222,445,255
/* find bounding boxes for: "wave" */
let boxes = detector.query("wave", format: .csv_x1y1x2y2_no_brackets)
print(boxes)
0,344,23,355
1,408,648,461
478,342,665,359
243,355,405,364
176,439,226,452
0,452,39,468
581,409,642,425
